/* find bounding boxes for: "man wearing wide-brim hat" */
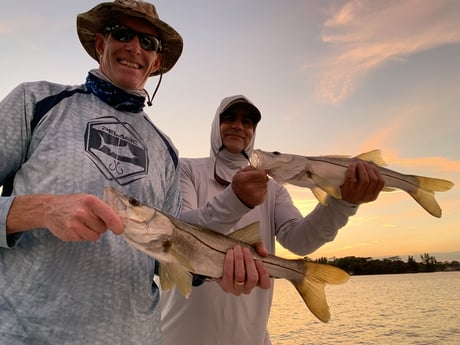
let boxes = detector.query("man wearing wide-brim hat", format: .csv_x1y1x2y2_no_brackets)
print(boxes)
1,0,275,343
0,1,184,344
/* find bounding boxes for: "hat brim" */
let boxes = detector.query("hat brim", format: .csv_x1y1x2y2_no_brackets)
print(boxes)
77,2,183,76
221,99,262,125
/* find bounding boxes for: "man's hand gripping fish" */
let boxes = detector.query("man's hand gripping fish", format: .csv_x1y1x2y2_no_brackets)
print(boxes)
103,186,349,323
251,149,454,218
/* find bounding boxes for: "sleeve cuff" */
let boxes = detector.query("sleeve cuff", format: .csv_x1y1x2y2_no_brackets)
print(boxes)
0,196,21,248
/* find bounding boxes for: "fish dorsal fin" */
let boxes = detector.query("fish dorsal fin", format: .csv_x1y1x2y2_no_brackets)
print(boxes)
228,222,261,245
311,187,329,205
355,150,387,167
311,175,342,199
159,262,193,298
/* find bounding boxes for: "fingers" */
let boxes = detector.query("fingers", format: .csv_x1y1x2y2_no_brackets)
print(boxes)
217,245,271,296
255,260,271,289
254,241,269,257
232,167,269,208
233,245,248,286
368,164,385,198
89,197,124,235
217,247,236,293
341,161,384,204
45,194,123,242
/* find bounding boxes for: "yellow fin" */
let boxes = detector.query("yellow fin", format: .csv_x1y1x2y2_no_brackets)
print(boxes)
311,174,342,199
410,188,442,218
408,177,454,218
159,262,193,298
311,187,329,205
383,187,397,192
355,149,387,167
228,222,261,245
417,176,454,192
291,262,349,323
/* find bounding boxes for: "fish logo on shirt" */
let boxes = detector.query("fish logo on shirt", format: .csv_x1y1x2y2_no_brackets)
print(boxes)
85,117,148,185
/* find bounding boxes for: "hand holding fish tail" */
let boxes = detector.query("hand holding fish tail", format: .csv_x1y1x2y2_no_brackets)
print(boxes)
217,243,271,295
231,165,269,208
340,161,385,204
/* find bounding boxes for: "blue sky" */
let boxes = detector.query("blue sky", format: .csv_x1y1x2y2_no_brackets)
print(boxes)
1,0,459,260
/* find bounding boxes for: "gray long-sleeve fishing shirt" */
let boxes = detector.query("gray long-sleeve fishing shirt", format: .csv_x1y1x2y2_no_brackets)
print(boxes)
0,72,181,345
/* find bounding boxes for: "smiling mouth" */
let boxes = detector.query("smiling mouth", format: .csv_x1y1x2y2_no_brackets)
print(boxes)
119,59,141,69
225,134,245,140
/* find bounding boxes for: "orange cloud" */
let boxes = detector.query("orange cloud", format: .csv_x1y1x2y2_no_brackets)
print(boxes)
314,0,460,104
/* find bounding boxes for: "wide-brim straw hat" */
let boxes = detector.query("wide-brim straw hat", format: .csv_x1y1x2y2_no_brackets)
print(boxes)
77,0,183,76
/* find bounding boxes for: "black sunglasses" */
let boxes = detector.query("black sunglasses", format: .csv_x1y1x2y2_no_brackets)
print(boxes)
104,24,162,52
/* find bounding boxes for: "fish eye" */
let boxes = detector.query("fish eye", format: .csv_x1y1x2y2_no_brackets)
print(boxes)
163,239,172,252
128,197,141,206
273,151,281,155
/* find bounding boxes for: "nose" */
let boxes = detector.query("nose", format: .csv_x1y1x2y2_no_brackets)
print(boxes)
231,119,243,129
125,36,142,54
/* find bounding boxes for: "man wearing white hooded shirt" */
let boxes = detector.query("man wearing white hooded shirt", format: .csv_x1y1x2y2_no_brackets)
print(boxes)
159,95,384,345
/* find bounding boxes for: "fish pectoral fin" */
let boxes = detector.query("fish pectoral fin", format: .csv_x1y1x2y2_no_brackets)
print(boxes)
382,187,397,192
292,262,349,323
228,222,261,245
311,188,329,205
355,149,387,167
159,262,193,298
311,175,342,199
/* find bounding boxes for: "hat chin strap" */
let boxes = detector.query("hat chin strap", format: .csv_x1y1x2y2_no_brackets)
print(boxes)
144,58,165,106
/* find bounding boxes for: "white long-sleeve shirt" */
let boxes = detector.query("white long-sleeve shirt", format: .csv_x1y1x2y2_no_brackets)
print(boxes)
159,95,358,345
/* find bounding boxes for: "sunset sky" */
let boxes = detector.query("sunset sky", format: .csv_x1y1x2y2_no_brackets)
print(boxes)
1,0,459,260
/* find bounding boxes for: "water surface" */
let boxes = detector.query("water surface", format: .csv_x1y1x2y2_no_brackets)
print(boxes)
268,272,460,344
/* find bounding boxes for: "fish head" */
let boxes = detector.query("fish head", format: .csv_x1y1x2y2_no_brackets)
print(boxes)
251,149,312,182
103,186,173,255
251,149,282,169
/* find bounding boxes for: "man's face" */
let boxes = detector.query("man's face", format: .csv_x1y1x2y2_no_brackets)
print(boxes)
95,16,161,90
220,107,255,154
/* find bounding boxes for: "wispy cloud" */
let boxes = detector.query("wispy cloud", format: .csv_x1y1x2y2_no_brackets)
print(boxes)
314,0,460,104
0,23,14,35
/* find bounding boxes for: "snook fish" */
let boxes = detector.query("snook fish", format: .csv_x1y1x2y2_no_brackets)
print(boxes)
251,149,454,218
103,186,349,323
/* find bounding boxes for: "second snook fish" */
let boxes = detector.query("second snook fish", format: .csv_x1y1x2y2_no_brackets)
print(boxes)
251,149,454,218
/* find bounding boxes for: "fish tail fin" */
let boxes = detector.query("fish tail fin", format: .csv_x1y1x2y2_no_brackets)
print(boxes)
417,176,454,192
291,261,349,323
410,176,454,218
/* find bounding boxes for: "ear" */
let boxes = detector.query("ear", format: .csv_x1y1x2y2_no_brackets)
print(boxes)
150,53,162,74
95,33,106,61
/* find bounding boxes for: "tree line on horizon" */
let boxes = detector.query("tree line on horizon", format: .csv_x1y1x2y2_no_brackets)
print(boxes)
313,253,460,275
